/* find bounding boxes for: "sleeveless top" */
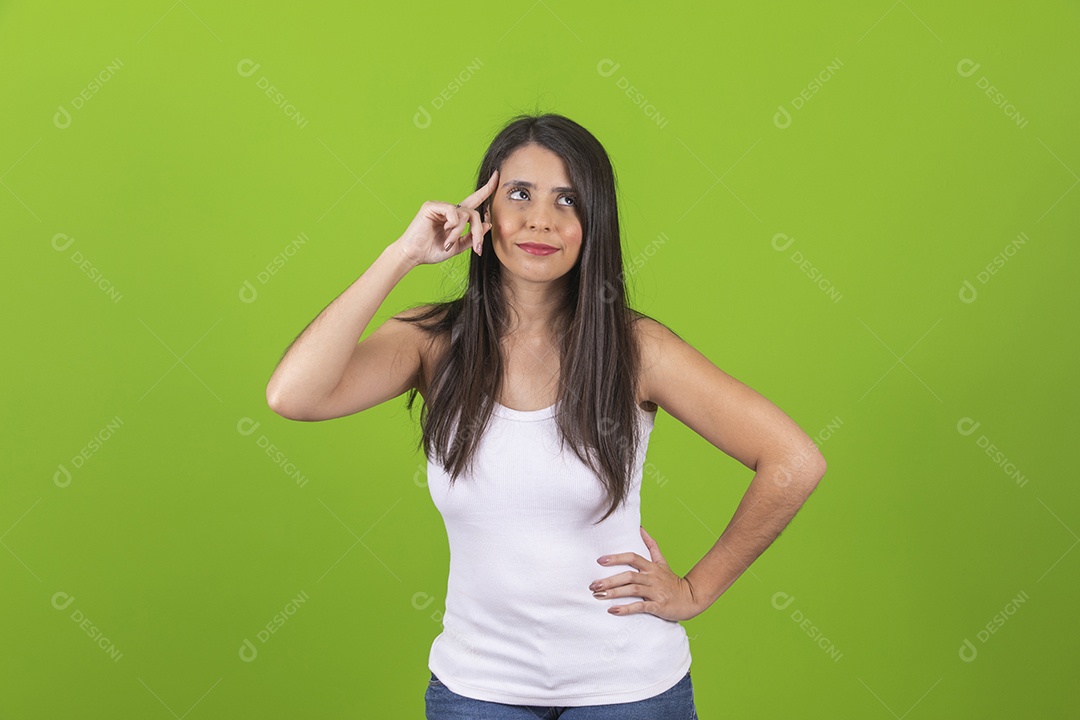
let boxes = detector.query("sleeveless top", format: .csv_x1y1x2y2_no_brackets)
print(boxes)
425,398,692,706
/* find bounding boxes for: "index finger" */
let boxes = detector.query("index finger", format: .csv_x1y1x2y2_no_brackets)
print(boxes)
458,168,499,210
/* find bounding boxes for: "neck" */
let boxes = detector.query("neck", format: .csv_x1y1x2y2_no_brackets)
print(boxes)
502,277,565,338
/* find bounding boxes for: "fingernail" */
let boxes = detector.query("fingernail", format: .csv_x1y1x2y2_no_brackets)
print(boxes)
598,556,609,564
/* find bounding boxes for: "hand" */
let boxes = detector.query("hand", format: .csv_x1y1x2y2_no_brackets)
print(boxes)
393,169,498,266
589,526,703,622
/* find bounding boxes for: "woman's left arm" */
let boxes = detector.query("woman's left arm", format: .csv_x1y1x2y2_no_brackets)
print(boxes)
592,319,827,621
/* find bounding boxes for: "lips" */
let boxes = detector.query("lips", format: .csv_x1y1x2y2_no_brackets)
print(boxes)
517,242,559,256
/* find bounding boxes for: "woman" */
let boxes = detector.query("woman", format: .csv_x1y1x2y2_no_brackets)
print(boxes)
266,113,827,717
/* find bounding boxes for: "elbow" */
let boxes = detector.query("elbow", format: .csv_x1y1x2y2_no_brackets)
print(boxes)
266,384,300,420
765,445,826,490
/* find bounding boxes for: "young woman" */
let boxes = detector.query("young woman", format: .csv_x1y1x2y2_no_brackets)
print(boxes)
266,113,827,718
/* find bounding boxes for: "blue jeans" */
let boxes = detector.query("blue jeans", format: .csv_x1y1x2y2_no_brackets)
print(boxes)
425,670,698,719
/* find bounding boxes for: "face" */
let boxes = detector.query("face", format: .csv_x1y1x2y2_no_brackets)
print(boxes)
484,143,583,281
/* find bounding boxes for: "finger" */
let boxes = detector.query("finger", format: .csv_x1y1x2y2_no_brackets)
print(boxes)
443,204,461,231
640,526,666,564
592,579,646,600
468,208,484,253
459,168,499,209
443,206,464,237
447,220,468,250
599,553,649,570
608,601,646,616
589,570,637,593
449,212,469,245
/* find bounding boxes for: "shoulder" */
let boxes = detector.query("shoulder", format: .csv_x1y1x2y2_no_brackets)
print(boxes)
629,311,683,360
629,312,685,412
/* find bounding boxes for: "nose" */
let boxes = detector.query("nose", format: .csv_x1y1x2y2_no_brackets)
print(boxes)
526,203,553,232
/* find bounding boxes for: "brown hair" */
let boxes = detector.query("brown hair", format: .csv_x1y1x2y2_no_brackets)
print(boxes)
399,112,676,524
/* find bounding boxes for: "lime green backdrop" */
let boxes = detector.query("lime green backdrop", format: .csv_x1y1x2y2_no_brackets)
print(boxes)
2,1,1077,717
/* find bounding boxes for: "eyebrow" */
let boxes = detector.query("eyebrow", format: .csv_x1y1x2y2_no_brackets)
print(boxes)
502,179,576,193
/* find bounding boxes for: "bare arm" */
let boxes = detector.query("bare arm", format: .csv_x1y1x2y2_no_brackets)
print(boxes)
639,319,827,613
265,245,417,419
266,170,499,421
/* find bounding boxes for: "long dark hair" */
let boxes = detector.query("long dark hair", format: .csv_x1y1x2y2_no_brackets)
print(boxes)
399,112,669,524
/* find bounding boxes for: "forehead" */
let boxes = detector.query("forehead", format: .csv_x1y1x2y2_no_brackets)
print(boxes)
501,143,570,181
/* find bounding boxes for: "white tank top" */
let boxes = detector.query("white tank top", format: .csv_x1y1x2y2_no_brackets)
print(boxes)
426,398,692,706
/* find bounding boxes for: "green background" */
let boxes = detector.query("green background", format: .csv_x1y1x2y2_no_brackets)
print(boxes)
3,1,1078,717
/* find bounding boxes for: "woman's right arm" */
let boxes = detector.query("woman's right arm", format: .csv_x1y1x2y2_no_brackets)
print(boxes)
265,170,498,421
265,243,419,421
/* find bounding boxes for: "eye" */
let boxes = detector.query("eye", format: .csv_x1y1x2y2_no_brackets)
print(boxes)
558,194,577,207
508,188,528,200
